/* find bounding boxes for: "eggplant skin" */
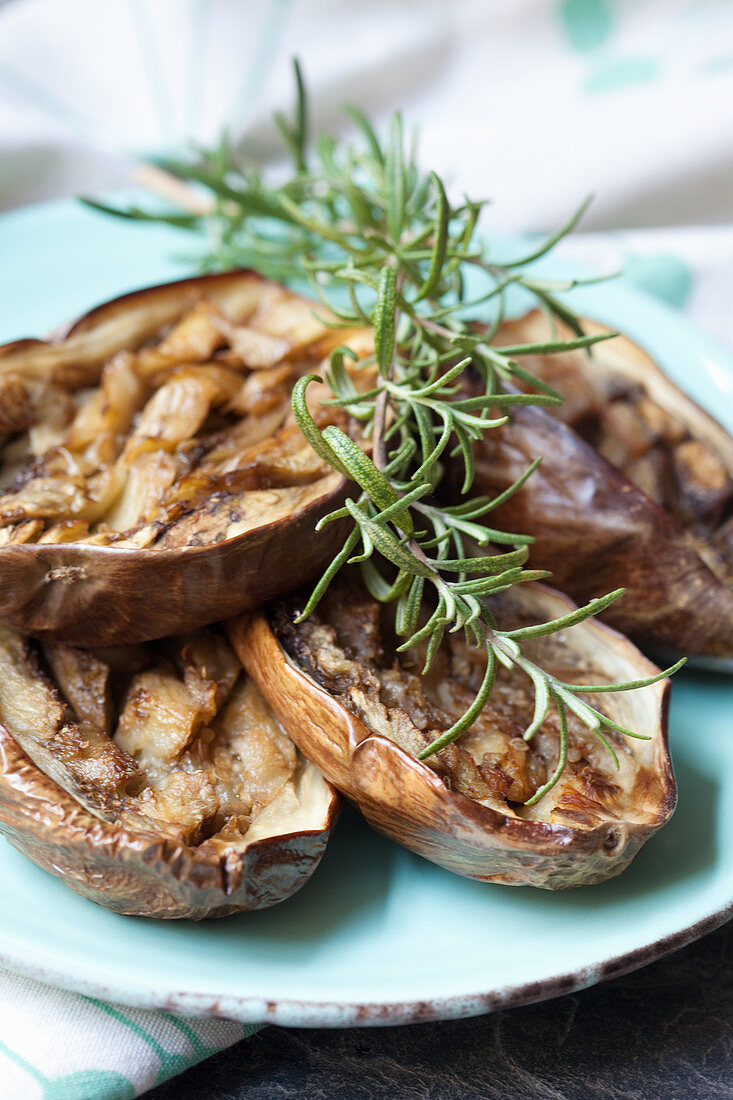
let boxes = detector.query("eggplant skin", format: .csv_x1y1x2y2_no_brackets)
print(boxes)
0,270,349,646
0,727,338,919
468,314,733,661
228,586,675,891
0,497,348,647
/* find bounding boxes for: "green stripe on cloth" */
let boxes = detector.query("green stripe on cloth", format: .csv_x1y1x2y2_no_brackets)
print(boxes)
0,1036,136,1100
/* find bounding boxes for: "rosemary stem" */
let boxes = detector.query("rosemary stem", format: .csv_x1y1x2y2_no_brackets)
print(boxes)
419,317,457,341
134,164,214,215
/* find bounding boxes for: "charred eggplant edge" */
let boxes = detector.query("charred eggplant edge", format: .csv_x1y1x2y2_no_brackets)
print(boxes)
0,719,339,920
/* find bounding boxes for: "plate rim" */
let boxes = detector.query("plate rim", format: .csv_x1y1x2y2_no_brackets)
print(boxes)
0,901,730,1026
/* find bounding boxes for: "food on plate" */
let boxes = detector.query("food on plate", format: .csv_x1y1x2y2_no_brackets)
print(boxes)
0,270,369,645
0,622,337,917
467,311,733,661
0,62,697,920
229,572,674,889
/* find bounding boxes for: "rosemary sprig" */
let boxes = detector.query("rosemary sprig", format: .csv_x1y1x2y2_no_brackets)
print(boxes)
84,61,683,803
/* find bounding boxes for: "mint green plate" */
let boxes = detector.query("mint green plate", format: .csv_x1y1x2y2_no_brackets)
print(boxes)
0,199,731,1026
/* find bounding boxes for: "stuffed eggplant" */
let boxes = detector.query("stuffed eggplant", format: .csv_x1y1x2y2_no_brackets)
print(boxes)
469,311,733,662
0,622,337,918
0,270,367,645
229,572,674,889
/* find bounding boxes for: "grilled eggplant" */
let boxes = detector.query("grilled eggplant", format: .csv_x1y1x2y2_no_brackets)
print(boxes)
229,572,674,889
0,271,371,645
469,311,733,662
0,623,337,918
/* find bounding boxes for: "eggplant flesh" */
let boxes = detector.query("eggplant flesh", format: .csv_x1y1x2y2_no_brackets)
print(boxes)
231,572,674,889
0,623,336,918
470,311,733,663
0,271,365,645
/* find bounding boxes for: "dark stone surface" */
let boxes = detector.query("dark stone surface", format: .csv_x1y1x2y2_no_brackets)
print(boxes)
147,919,733,1100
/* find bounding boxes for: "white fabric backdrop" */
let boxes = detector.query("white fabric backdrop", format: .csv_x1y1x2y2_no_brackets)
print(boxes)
2,0,733,230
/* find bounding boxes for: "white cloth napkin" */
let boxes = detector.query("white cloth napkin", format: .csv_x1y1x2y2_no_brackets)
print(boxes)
0,969,256,1097
1,2,733,1098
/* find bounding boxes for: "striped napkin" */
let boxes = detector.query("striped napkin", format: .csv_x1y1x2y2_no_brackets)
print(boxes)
0,970,258,1098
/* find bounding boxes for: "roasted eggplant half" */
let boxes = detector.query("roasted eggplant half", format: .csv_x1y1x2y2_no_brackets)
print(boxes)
0,270,363,645
0,622,337,918
229,572,674,889
468,311,733,662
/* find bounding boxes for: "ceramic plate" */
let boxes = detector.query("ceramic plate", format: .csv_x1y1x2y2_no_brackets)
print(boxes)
0,198,731,1027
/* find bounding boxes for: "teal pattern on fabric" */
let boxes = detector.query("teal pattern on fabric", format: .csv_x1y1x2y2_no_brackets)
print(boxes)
0,1037,136,1100
163,1012,259,1051
85,999,196,1085
623,253,693,310
558,0,614,52
585,56,660,93
161,1014,210,1059
41,1071,137,1100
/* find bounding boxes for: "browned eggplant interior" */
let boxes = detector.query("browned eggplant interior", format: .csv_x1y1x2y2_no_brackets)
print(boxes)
0,297,346,552
274,572,668,832
0,624,328,849
497,314,733,585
